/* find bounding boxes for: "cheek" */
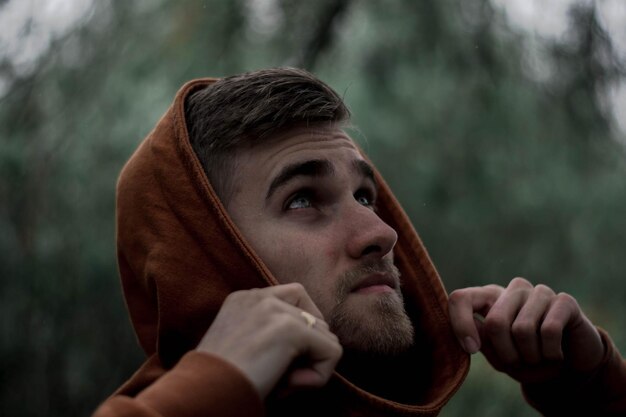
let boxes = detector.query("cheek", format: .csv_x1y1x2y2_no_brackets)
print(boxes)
246,224,342,313
263,234,335,303
306,227,341,261
257,234,313,283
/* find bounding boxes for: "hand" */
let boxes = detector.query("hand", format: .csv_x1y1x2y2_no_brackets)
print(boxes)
448,277,605,383
196,283,343,399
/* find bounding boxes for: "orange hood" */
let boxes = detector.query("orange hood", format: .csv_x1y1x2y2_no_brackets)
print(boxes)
116,78,469,415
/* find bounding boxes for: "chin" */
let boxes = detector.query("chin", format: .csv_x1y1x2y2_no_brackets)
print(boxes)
329,291,415,356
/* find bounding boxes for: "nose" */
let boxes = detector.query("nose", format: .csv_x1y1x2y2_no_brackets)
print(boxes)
344,202,398,260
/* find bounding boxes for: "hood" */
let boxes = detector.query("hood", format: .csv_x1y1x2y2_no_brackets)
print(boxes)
116,78,469,416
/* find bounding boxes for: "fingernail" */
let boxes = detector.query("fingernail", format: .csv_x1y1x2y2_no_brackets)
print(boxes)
464,337,479,354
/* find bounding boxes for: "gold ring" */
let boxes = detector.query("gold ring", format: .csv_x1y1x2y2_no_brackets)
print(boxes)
300,311,317,328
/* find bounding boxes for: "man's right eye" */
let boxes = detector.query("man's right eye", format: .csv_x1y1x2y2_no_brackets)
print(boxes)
285,192,313,210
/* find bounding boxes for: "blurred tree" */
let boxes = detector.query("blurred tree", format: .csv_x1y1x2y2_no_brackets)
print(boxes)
0,0,624,416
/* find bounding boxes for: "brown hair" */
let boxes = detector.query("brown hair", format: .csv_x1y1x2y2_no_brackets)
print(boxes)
185,67,350,203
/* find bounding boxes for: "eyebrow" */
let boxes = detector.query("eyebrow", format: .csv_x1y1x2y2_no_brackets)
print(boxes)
265,158,378,201
266,159,335,200
353,159,376,186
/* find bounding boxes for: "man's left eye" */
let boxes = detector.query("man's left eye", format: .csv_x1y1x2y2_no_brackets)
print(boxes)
355,190,375,207
287,195,312,209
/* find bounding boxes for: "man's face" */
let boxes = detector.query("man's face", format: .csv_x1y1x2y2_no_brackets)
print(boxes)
227,125,414,355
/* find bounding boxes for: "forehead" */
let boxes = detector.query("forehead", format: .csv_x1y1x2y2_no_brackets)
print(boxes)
261,126,359,163
237,126,363,174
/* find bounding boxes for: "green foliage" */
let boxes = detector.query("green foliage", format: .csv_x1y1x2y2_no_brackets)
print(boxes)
1,0,624,415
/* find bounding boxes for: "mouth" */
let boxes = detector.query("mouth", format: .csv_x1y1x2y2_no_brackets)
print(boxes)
351,273,397,294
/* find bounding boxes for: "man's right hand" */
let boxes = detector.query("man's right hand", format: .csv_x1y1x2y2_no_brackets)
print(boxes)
196,283,343,399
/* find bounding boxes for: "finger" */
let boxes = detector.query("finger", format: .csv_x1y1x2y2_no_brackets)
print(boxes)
511,284,555,364
265,295,342,389
539,293,578,362
253,293,333,336
236,309,340,398
482,278,533,366
276,301,332,334
204,286,339,399
448,285,503,353
286,319,343,389
560,309,604,372
300,310,318,329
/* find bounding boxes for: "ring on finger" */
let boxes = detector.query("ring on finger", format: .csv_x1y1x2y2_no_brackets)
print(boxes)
300,311,317,329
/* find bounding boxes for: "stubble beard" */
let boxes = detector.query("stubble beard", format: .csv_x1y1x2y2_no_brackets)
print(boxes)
328,259,415,356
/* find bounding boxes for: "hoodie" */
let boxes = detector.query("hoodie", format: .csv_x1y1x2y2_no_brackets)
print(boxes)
93,77,626,417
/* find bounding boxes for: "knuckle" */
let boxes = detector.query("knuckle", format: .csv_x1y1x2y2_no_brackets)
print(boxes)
257,295,281,314
223,288,255,305
332,342,344,358
224,289,244,302
540,321,561,341
556,292,578,309
484,315,508,337
273,312,299,331
509,277,532,288
484,284,504,292
511,320,536,340
535,284,555,297
448,289,469,306
285,282,306,294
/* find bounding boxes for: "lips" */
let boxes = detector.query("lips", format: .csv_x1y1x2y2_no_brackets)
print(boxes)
351,272,397,293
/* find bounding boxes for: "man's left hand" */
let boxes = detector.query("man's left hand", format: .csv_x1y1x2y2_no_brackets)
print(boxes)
448,277,605,383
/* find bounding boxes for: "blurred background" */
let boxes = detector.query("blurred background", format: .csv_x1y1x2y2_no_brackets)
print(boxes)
1,0,625,415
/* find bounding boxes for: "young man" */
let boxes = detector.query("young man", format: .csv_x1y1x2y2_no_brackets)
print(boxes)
94,68,626,416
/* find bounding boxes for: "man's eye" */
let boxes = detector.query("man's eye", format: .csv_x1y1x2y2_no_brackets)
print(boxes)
286,194,312,210
355,190,375,208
